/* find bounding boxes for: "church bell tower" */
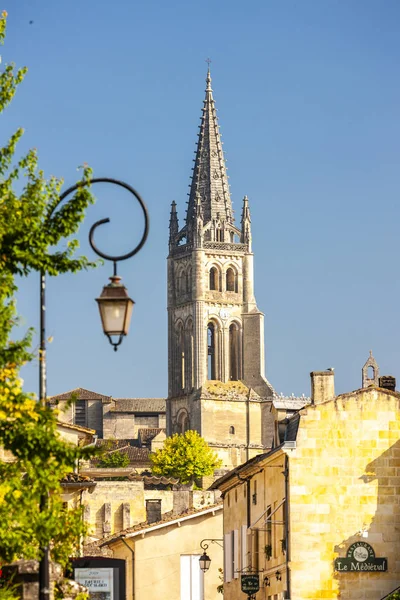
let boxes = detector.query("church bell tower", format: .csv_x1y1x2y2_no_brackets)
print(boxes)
167,70,274,466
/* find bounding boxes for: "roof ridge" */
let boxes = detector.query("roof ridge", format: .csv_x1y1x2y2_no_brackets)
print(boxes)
51,387,111,399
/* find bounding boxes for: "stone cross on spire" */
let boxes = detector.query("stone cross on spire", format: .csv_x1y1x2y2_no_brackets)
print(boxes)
186,69,232,229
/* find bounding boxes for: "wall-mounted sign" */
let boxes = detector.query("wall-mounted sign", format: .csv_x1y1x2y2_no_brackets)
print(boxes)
335,542,387,572
75,568,114,600
72,558,126,600
241,574,260,594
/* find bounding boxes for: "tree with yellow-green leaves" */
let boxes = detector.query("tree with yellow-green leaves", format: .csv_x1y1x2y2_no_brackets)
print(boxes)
150,430,222,485
0,11,98,566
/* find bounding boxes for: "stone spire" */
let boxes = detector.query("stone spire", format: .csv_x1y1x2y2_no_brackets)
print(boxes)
186,69,232,231
169,201,179,250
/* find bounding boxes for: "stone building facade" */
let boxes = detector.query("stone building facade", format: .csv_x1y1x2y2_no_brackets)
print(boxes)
167,70,278,469
212,367,400,600
51,388,166,439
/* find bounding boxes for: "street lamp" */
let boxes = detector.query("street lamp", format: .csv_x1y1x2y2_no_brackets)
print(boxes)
38,177,149,600
199,551,212,573
198,539,223,573
95,274,134,350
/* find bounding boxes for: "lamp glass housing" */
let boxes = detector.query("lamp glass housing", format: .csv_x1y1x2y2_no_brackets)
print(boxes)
96,276,134,338
199,551,211,573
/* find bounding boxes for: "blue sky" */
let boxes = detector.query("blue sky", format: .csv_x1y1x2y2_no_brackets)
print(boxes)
5,0,400,399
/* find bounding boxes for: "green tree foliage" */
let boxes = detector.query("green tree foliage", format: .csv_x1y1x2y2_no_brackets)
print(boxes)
150,430,222,484
386,592,400,600
98,450,129,468
0,11,98,566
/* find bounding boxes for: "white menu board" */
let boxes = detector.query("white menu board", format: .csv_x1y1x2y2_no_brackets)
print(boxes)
75,567,114,600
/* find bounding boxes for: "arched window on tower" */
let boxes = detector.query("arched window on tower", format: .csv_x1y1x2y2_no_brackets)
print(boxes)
179,270,186,295
176,323,185,392
216,228,223,242
229,322,240,381
208,322,217,380
185,319,194,391
186,267,192,296
226,268,237,292
177,410,190,434
209,267,220,291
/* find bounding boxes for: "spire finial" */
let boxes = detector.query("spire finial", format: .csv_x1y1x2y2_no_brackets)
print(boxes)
205,58,212,91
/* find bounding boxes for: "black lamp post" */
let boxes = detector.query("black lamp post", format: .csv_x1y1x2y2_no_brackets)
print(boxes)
198,539,223,573
38,177,149,600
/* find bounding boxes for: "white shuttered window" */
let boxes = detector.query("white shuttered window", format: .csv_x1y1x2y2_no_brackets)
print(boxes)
180,555,204,600
224,533,233,582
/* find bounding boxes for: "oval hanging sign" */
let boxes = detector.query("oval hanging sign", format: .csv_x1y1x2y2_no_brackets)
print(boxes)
335,542,387,572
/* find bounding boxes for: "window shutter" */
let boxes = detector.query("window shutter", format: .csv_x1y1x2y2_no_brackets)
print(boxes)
233,530,239,578
241,525,248,571
180,555,191,600
224,533,233,582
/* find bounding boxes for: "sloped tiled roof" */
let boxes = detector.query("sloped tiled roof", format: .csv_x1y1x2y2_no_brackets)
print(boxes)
110,398,166,413
273,395,311,410
92,439,150,466
50,388,112,402
95,439,139,449
138,428,166,446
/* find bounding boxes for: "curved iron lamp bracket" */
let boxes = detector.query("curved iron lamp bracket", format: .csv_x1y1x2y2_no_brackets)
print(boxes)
56,177,149,351
200,538,223,550
58,177,149,275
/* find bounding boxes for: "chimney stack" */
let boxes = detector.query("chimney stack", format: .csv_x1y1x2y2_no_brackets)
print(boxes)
379,375,396,392
310,370,335,405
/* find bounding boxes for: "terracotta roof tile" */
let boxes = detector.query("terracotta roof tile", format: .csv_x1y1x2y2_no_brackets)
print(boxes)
138,428,166,446
110,398,166,413
91,440,150,467
50,388,112,402
98,502,223,547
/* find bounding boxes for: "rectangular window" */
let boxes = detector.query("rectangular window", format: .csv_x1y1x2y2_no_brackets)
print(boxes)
252,480,257,505
266,505,272,550
251,529,259,571
180,555,204,600
146,499,161,524
74,400,86,427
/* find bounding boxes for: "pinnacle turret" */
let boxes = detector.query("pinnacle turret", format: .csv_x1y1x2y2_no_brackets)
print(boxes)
169,201,179,250
186,69,232,234
241,195,252,251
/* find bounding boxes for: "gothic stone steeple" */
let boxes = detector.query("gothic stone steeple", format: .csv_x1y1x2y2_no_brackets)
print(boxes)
167,70,274,468
186,69,233,232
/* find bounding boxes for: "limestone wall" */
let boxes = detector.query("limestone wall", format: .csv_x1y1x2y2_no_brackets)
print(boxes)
109,510,223,600
81,481,221,541
290,388,400,600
